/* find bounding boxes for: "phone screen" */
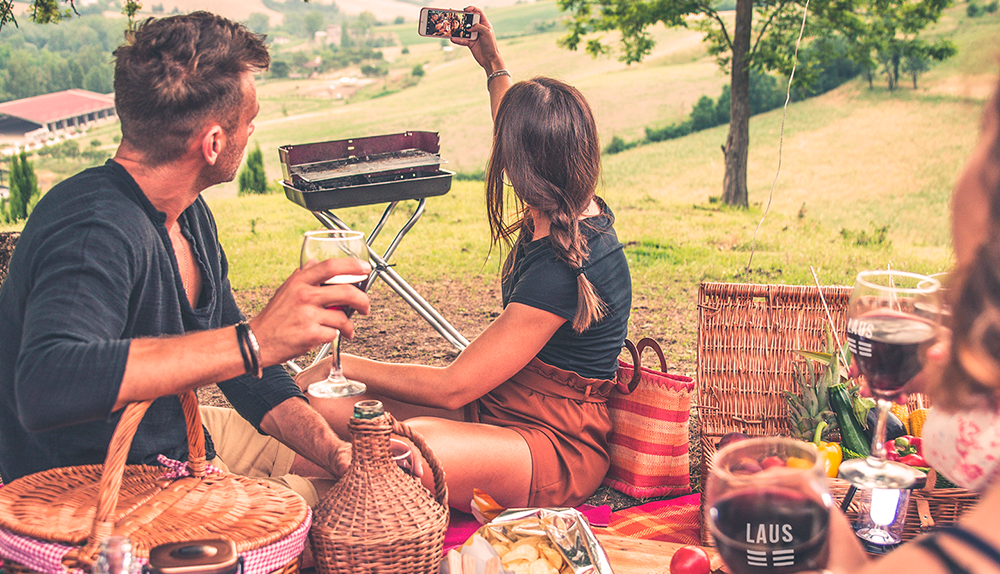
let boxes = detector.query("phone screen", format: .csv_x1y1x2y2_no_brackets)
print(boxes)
421,9,477,39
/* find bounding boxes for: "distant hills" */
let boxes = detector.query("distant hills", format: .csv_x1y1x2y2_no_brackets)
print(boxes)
128,0,530,25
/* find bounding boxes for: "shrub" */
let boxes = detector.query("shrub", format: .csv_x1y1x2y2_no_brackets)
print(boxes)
7,151,39,222
238,143,269,195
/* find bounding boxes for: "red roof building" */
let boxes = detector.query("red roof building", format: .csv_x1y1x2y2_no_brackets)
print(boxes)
0,89,117,141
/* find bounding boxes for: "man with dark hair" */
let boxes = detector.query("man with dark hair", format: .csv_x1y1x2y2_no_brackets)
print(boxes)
0,11,366,506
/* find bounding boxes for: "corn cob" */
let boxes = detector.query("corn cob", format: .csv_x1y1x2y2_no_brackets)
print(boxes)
892,403,911,434
910,408,930,437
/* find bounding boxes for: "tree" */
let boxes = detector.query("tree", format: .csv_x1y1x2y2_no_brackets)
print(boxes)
238,143,268,195
902,53,929,89
558,0,952,207
304,11,325,40
814,0,953,92
247,12,270,34
560,0,823,207
7,151,39,222
1,0,140,31
270,60,291,79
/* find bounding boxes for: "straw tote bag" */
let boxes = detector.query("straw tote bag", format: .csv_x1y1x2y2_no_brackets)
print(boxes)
0,391,310,574
603,337,695,498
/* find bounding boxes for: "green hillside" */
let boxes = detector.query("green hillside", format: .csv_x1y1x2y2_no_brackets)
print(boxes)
4,1,998,365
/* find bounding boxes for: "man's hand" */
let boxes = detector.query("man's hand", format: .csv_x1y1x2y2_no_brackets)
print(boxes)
260,397,352,479
250,258,371,368
330,440,352,478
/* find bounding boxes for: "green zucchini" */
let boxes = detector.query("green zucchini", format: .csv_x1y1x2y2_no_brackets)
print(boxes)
829,383,871,458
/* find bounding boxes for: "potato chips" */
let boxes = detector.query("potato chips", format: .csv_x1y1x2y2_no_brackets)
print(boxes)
479,532,569,574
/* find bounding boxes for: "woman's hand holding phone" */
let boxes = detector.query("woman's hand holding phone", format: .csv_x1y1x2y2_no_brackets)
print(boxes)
418,7,480,40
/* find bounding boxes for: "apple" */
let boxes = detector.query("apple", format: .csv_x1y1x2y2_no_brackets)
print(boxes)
669,545,711,574
717,432,749,450
760,455,786,469
732,457,763,474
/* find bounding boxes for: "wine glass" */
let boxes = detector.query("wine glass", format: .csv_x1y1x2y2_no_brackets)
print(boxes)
300,229,370,399
706,437,834,574
839,269,941,489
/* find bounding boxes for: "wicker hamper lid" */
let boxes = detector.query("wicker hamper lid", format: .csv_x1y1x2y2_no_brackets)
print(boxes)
0,391,309,569
310,401,449,574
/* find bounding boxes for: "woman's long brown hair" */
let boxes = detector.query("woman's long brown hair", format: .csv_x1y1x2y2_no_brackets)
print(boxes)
485,77,606,332
934,78,1000,411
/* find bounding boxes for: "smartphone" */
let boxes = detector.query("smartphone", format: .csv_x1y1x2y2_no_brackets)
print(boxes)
418,7,479,40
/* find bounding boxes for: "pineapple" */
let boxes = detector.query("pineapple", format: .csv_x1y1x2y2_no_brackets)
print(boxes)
785,354,838,442
785,332,847,442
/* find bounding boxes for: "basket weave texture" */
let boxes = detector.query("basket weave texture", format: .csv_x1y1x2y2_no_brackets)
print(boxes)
0,391,309,574
696,281,980,546
310,409,449,574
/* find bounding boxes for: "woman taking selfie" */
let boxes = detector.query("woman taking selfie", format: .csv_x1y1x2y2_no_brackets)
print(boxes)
296,6,631,512
824,75,1000,573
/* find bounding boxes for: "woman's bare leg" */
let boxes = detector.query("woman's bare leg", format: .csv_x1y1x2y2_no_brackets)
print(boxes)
402,416,532,512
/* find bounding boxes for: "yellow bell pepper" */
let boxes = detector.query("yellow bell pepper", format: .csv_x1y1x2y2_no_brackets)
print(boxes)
813,422,842,478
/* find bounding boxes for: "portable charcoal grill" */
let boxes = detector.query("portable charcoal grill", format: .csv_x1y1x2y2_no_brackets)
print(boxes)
280,131,469,359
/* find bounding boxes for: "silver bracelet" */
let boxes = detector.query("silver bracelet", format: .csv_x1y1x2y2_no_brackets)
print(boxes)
487,69,510,84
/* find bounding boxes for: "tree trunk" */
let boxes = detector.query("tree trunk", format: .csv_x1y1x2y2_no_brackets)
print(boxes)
892,53,900,90
722,0,751,208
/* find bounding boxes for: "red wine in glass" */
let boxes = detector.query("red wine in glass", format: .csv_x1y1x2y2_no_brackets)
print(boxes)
323,274,370,316
847,312,937,399
300,229,369,398
710,487,830,574
838,269,940,490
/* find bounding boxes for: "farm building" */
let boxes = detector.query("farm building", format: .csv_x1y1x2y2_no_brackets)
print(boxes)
0,89,117,145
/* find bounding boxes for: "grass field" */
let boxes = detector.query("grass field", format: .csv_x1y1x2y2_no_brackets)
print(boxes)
4,2,998,371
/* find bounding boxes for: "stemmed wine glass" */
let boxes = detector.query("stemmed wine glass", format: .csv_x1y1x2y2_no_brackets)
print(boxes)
706,437,834,574
839,269,941,490
300,229,370,399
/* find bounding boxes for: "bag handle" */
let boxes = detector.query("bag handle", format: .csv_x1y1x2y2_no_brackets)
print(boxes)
392,415,449,510
619,339,642,393
84,391,207,560
636,337,667,372
617,337,667,394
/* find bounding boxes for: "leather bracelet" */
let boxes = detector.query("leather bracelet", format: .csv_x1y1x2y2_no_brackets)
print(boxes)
487,69,510,84
236,324,254,375
236,321,263,378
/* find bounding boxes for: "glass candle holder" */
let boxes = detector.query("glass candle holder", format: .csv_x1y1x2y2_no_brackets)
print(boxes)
854,488,910,546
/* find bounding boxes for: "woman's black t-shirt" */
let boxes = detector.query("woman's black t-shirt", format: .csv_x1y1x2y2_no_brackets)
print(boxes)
501,205,631,380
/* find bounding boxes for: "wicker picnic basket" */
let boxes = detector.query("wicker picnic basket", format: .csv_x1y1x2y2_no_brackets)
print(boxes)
0,391,310,574
696,281,980,546
310,400,449,574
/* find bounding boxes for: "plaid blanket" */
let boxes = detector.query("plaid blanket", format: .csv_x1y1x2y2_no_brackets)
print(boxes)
443,493,702,554
598,493,701,545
